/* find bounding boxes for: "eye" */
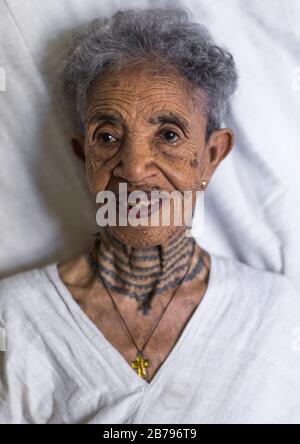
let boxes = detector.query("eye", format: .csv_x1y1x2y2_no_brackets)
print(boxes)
96,132,118,144
161,129,180,144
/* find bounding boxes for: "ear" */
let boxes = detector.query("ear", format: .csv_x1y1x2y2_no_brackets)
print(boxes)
202,128,234,182
71,134,85,162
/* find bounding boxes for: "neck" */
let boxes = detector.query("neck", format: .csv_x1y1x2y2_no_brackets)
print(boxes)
89,229,202,315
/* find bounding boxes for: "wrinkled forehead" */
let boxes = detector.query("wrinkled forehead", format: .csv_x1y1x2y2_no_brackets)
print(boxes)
85,59,207,121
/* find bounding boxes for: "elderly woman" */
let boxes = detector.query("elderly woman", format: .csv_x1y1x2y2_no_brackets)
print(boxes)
1,7,300,425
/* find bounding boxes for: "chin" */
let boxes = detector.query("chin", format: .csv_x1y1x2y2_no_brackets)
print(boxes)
107,224,181,248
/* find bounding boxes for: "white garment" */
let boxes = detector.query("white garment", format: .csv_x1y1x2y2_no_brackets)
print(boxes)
1,254,300,424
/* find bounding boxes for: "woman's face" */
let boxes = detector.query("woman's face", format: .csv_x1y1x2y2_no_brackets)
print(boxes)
75,60,233,247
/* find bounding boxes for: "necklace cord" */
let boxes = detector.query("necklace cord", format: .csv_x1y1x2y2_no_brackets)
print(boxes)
89,232,195,355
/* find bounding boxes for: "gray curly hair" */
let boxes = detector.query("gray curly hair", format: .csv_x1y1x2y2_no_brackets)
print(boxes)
64,7,238,140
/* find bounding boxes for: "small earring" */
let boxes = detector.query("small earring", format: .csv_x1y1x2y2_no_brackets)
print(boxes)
201,179,208,190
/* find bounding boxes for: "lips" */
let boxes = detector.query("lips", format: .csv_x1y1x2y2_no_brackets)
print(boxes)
116,190,156,200
113,190,164,218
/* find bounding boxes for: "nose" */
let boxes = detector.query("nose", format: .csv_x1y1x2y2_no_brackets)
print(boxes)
112,140,157,183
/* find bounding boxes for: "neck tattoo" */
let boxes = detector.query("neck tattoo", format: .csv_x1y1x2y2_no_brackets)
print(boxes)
88,229,204,315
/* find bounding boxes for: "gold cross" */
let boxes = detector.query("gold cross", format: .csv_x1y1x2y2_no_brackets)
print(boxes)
131,352,151,379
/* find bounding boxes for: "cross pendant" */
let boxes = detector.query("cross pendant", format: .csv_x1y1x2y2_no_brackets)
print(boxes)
131,352,151,379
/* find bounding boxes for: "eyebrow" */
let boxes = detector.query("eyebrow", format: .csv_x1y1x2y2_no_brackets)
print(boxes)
87,112,123,127
148,112,190,134
87,110,190,134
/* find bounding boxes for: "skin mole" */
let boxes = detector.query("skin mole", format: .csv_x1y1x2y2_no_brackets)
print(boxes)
189,158,199,168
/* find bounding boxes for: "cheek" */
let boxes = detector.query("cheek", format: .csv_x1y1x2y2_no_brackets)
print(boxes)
189,157,202,190
155,150,202,191
186,146,205,190
85,146,118,194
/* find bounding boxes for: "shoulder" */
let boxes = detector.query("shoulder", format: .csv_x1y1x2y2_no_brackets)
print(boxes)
0,266,44,299
209,255,300,373
0,251,93,321
213,253,299,300
57,252,94,288
211,253,300,331
0,264,56,321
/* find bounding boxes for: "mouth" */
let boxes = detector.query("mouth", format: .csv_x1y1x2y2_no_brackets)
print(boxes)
115,190,167,219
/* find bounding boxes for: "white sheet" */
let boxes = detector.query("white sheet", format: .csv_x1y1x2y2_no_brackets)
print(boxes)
1,0,300,290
